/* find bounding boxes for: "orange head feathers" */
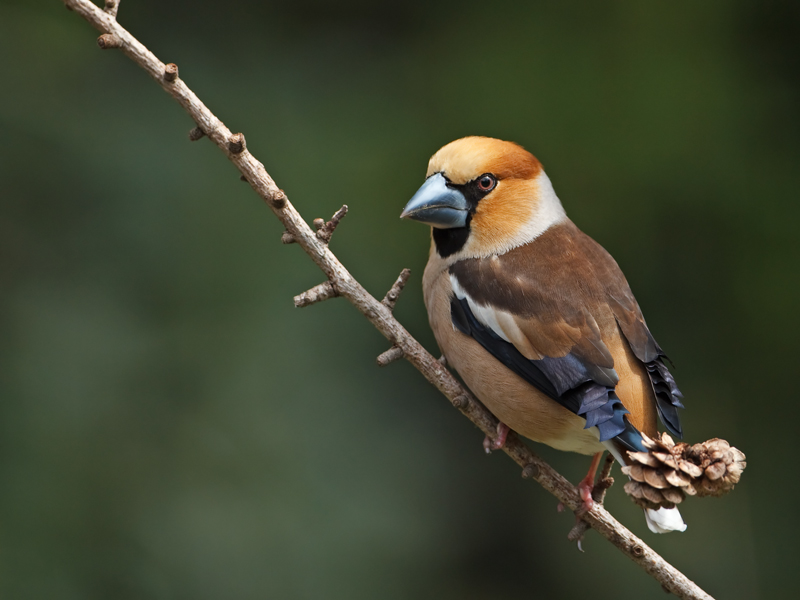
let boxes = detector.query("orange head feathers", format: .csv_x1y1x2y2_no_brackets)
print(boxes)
425,137,542,183
402,136,567,260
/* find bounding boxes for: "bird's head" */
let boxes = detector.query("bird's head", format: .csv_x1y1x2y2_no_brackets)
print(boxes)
401,136,566,259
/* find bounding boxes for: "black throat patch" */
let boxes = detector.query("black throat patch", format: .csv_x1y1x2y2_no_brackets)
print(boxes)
432,178,491,258
433,225,471,258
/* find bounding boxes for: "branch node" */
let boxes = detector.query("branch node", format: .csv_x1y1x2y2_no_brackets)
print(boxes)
521,463,540,480
438,355,448,367
595,476,615,494
270,189,287,209
104,0,119,19
281,230,296,244
293,281,338,308
228,133,246,154
452,394,470,409
315,205,348,244
631,544,645,558
163,63,179,82
376,346,404,367
96,33,122,49
381,268,411,312
188,126,205,141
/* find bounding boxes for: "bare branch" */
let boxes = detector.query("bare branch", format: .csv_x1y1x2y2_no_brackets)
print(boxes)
315,205,348,244
381,268,411,312
60,2,713,598
293,281,338,308
596,454,617,498
188,126,205,141
376,346,404,367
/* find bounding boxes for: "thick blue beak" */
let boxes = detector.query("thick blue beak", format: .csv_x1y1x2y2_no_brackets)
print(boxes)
400,173,469,229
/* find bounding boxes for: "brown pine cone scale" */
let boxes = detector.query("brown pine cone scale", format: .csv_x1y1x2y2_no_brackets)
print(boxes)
622,433,746,510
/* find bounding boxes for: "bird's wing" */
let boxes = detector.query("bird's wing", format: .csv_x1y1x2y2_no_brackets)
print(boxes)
607,291,684,438
448,221,683,444
581,224,685,437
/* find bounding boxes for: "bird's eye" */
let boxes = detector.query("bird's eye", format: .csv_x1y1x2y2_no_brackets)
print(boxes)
477,174,496,192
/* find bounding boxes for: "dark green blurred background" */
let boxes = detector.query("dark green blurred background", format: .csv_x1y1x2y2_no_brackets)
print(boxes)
2,1,798,598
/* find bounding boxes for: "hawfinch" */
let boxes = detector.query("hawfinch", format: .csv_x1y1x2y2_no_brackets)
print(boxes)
401,137,686,534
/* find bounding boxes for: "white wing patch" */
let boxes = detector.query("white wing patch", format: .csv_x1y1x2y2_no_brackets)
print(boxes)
450,273,541,359
450,274,510,342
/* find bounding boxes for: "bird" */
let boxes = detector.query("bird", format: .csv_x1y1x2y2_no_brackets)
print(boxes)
400,136,687,534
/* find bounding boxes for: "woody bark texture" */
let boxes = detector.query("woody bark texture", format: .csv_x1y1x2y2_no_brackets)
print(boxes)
60,2,716,598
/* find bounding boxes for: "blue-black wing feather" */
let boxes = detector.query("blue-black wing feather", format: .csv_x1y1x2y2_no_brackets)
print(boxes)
451,296,635,445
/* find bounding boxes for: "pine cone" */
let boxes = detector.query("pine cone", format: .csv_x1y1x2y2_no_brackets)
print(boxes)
684,438,747,497
622,433,746,510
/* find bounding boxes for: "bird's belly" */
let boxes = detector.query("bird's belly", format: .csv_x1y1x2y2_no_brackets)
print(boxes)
424,268,603,456
446,341,604,456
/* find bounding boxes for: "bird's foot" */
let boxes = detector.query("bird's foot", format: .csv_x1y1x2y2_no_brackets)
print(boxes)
574,451,605,514
568,476,615,551
566,454,616,551
575,470,615,515
482,422,510,454
573,474,616,516
577,473,597,513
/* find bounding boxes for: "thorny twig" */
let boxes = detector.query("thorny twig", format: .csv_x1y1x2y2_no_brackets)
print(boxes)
59,2,713,598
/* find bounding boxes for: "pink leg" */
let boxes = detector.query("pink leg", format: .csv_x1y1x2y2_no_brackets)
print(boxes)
482,422,510,453
576,451,604,512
